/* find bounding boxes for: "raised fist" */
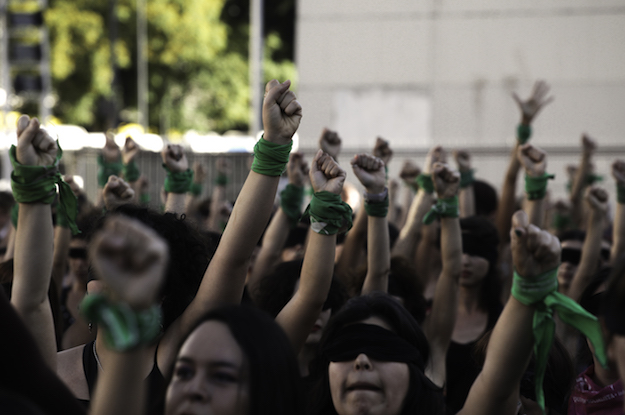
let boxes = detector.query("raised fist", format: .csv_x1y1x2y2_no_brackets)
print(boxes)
318,128,341,160
431,162,460,199
399,160,421,185
612,160,625,184
510,210,560,279
262,79,302,145
192,162,206,184
103,175,135,211
423,146,446,175
102,131,121,163
373,137,393,165
16,115,58,166
287,152,309,187
161,144,188,173
309,150,346,195
89,215,169,310
512,80,554,125
585,186,609,214
517,143,547,177
351,153,386,194
582,134,597,156
453,149,471,173
122,136,140,165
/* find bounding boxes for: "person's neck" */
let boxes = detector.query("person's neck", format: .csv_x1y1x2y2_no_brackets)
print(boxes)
298,343,317,377
458,284,482,313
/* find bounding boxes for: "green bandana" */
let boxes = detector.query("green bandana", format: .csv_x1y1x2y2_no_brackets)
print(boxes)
97,155,123,187
280,184,305,228
618,183,625,204
122,160,140,182
215,173,228,186
517,124,532,144
460,170,475,188
365,195,389,217
416,174,434,194
551,212,572,232
251,136,292,176
301,191,353,235
140,193,151,205
10,143,80,235
423,196,459,225
163,165,193,194
525,173,555,201
585,174,603,186
511,268,608,414
81,293,162,351
189,182,202,197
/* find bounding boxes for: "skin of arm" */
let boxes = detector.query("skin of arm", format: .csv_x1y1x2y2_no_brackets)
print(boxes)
276,150,344,354
52,226,71,300
422,163,462,388
454,149,475,218
3,223,15,261
569,134,597,228
185,161,205,216
161,144,189,215
610,160,625,262
518,143,548,228
11,115,59,370
459,210,561,415
206,158,230,232
334,199,367,296
156,79,302,377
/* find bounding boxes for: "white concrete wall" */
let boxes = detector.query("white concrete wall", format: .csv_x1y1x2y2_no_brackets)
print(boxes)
295,0,625,200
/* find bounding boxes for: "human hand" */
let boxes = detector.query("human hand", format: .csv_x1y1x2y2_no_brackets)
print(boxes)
262,79,302,145
585,186,609,215
309,150,346,195
453,149,471,173
423,146,446,175
122,136,140,165
510,210,560,279
517,143,547,177
161,144,188,173
287,152,309,187
15,115,58,166
612,160,625,184
192,162,206,184
399,160,421,185
582,134,597,157
351,153,386,194
512,80,554,125
89,215,169,310
137,175,149,193
103,175,135,211
373,137,393,166
102,131,121,163
318,128,341,160
431,162,460,199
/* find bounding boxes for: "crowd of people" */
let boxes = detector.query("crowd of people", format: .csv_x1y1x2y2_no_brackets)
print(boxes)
0,78,624,415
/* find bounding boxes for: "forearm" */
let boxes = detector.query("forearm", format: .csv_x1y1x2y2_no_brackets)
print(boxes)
525,198,546,229
207,185,226,232
611,202,625,262
459,185,475,218
52,226,71,299
496,145,522,244
570,155,591,227
392,191,433,261
362,215,390,294
335,202,367,290
164,192,186,216
567,211,604,302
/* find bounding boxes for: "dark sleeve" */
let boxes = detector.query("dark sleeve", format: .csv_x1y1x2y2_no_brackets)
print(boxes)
0,288,86,415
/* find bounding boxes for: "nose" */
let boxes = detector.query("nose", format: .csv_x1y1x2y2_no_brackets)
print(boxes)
184,375,210,402
462,253,471,266
353,353,373,371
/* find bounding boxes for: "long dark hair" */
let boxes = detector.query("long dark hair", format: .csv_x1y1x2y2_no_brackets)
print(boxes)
308,293,446,415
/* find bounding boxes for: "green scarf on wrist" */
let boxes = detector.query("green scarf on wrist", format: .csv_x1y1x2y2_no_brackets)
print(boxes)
365,195,389,217
301,191,353,235
517,124,532,144
280,184,305,228
251,137,292,176
423,196,459,225
163,165,194,194
415,174,434,194
459,170,475,188
122,160,141,182
525,173,555,201
97,155,123,187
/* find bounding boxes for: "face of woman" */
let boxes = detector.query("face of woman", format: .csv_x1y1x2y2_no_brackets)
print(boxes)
460,253,490,287
165,321,250,415
328,317,410,415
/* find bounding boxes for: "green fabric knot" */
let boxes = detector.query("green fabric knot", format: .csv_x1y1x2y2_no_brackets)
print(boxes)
215,173,229,186
163,165,193,194
301,191,353,235
617,183,625,204
525,173,555,201
511,268,608,413
10,143,80,235
365,194,389,217
251,136,292,176
423,196,459,225
97,155,123,187
517,124,532,144
122,161,141,182
585,174,603,186
189,182,202,197
460,170,475,188
280,184,305,228
415,174,434,194
80,293,162,351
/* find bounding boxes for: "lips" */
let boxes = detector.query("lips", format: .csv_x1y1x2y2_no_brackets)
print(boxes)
346,382,381,392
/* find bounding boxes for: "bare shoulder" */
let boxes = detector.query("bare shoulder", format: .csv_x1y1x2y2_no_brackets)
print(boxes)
57,344,89,400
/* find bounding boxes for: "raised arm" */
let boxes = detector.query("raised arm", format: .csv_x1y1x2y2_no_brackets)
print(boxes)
121,137,141,203
276,151,349,354
422,162,462,388
517,143,551,228
611,160,625,261
162,144,191,216
207,158,229,232
350,153,390,294
102,175,135,211
185,161,205,217
569,134,597,228
318,127,342,161
96,133,123,207
157,79,302,375
454,149,475,218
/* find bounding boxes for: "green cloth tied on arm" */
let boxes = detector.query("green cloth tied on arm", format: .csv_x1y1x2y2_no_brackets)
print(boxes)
517,124,532,144
511,268,608,414
251,136,292,176
552,212,572,232
140,193,151,205
617,183,625,204
80,293,162,351
215,173,229,186
415,174,434,194
189,182,202,197
301,191,353,235
423,196,459,225
364,194,389,217
280,184,305,228
10,143,80,235
525,173,555,201
460,170,475,188
585,174,603,186
163,165,193,194
97,155,123,187
122,160,140,182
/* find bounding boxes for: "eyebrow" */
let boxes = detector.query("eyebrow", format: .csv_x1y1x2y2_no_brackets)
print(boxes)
176,357,240,369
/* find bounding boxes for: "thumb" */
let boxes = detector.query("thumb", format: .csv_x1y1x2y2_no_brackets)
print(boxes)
17,116,39,146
